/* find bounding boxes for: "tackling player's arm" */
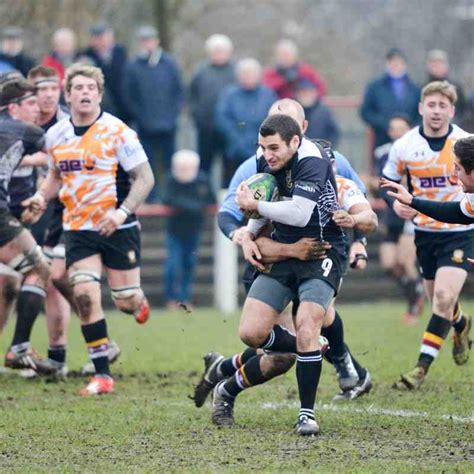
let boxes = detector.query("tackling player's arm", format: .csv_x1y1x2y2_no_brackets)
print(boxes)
18,151,48,167
332,203,378,234
21,166,62,223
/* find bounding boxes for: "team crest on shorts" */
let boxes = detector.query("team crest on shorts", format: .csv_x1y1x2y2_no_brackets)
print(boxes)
451,249,464,264
128,250,137,264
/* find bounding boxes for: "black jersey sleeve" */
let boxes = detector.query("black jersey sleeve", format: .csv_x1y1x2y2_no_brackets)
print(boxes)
293,156,330,202
23,124,45,155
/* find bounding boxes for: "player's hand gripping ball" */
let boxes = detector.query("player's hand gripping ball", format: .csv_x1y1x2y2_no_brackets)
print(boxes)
243,173,279,219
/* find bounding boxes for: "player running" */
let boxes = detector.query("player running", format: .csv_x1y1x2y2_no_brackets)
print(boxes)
23,64,154,396
380,81,472,389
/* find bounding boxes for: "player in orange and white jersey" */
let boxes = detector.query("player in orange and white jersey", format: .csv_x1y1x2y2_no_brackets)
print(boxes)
381,81,473,390
23,64,155,396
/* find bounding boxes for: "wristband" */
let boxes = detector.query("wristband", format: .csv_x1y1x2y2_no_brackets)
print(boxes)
350,253,368,268
119,204,132,216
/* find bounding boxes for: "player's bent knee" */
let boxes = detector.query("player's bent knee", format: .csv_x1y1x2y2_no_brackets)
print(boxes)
69,270,101,287
110,286,144,314
434,288,455,315
75,293,93,319
8,245,50,282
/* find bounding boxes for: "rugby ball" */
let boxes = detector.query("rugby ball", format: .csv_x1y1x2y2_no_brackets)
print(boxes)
244,173,279,219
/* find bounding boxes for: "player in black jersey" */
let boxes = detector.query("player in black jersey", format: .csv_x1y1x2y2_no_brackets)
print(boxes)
0,79,53,373
235,114,346,435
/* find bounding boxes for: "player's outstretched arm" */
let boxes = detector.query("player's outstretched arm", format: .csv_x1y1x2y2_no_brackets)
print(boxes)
381,178,473,224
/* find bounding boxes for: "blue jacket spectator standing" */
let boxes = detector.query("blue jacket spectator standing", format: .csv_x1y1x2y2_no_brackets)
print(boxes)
0,27,35,76
189,34,236,173
215,58,277,186
162,150,215,309
79,24,129,122
360,48,420,149
123,25,184,202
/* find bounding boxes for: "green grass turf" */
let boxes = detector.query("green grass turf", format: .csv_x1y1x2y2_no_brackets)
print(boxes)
0,301,473,473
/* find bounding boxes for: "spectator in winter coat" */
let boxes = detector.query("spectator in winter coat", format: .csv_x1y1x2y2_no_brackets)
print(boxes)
216,58,277,186
0,27,35,77
295,78,340,147
360,48,420,150
41,28,77,89
78,24,129,122
189,34,236,173
123,25,184,202
263,39,327,99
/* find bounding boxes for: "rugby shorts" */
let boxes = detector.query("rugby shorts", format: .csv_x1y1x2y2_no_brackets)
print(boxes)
415,229,474,280
64,225,141,270
0,208,25,247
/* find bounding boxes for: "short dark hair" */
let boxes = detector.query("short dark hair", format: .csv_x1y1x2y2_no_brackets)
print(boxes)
386,48,406,61
259,114,302,145
0,79,36,108
389,113,411,127
28,65,59,84
454,136,474,174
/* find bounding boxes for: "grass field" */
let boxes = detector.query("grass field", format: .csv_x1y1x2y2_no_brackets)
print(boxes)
0,301,473,473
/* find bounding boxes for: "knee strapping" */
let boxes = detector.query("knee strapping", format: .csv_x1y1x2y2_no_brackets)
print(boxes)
69,271,101,286
110,286,143,301
8,245,46,275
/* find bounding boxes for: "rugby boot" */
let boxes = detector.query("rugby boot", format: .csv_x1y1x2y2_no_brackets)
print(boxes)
81,340,122,375
393,366,425,390
294,415,320,436
192,351,225,407
211,381,235,426
4,348,52,374
80,375,114,396
333,369,373,401
452,314,472,366
135,298,150,325
333,351,359,391
37,358,69,380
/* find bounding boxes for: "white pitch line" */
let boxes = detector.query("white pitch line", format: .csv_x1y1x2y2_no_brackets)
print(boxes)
261,401,474,424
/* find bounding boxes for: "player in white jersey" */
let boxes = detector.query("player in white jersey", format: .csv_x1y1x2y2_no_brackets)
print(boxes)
381,81,472,390
23,64,154,396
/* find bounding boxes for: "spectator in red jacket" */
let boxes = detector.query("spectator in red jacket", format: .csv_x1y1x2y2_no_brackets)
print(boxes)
41,28,77,88
263,39,327,99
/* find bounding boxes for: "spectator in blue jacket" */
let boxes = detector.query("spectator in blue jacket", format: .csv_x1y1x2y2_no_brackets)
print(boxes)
215,58,277,186
360,48,420,150
189,34,236,173
79,24,129,122
123,25,184,202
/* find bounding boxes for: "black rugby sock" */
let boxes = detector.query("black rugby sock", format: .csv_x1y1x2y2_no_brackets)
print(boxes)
48,345,66,364
322,311,345,360
11,285,46,347
81,319,110,376
417,314,451,373
296,350,322,420
220,348,258,377
220,354,267,398
261,325,297,353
